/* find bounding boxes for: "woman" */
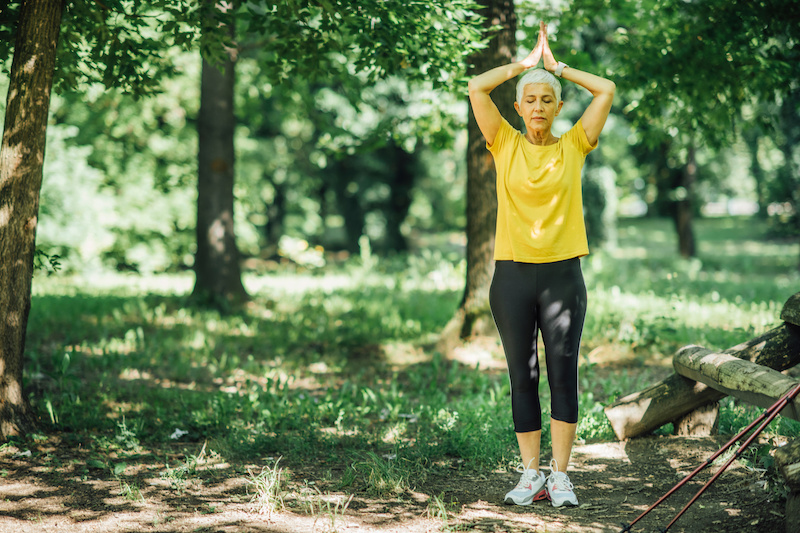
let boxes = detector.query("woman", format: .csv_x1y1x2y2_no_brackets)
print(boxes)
467,21,615,508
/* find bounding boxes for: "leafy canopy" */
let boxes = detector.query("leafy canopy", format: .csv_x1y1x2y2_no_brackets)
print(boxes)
519,0,800,148
0,0,486,96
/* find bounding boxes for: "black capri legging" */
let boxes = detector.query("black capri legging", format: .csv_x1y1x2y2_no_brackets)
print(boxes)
489,258,587,433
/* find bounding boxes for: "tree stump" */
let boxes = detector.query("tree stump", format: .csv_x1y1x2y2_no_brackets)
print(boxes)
782,293,800,327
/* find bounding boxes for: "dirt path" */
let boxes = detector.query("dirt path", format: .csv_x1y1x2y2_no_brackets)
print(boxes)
0,435,784,533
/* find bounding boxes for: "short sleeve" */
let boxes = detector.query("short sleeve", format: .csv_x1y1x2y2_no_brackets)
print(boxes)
563,119,596,156
487,117,516,155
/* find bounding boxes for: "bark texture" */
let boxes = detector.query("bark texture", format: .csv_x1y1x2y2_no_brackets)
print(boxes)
440,0,516,350
673,345,800,421
0,0,65,438
775,438,800,492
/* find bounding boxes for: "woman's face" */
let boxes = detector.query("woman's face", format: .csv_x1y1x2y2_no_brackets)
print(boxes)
514,83,563,137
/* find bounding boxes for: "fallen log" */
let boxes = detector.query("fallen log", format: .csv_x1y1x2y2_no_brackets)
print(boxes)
605,323,800,440
603,374,720,441
604,292,800,440
673,346,800,422
776,438,800,492
782,293,800,327
775,439,800,533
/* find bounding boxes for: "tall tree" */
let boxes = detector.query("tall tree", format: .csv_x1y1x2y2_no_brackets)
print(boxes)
0,0,65,437
192,0,248,307
0,0,204,438
441,0,517,347
609,0,800,256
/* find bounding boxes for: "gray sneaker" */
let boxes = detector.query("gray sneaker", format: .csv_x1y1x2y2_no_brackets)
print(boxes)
504,466,547,505
546,459,578,508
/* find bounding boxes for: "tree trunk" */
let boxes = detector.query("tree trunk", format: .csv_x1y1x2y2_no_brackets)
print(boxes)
605,373,721,441
743,125,768,218
0,0,65,439
605,293,800,440
440,0,516,349
649,140,679,218
775,88,800,270
192,1,248,309
330,156,365,254
264,170,286,255
783,293,800,326
382,141,417,253
675,145,697,258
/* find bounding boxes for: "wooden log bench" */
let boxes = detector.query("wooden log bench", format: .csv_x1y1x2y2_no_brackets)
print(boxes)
604,292,800,533
776,439,800,533
604,292,800,440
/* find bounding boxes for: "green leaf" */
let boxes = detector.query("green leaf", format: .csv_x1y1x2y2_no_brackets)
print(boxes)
88,459,106,470
113,462,128,476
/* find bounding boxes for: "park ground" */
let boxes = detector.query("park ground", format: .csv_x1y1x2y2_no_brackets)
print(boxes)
0,217,798,533
0,423,789,532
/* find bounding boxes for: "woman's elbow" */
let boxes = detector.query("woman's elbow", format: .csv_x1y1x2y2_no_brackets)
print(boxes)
468,77,492,97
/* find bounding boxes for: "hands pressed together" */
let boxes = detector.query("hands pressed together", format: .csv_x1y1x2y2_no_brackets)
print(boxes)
521,21,559,73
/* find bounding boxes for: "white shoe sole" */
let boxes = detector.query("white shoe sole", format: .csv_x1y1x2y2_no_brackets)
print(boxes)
550,496,578,508
504,488,548,506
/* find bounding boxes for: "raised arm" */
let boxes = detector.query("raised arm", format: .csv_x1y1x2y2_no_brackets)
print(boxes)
541,24,615,147
467,25,544,146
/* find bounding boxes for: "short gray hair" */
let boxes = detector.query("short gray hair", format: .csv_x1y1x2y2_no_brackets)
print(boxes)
516,68,562,106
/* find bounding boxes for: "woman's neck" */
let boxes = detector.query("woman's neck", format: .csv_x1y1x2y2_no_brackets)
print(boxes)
526,129,557,146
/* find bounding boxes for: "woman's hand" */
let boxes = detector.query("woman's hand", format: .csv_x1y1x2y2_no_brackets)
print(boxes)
519,21,545,69
540,21,559,72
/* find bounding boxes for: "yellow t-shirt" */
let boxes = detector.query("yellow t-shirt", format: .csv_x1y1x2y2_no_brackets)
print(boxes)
488,117,596,263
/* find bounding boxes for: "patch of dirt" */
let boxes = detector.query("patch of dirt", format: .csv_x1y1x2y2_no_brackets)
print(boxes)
0,435,785,533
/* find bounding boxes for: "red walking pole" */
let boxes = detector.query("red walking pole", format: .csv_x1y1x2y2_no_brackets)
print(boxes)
619,381,800,533
659,381,800,532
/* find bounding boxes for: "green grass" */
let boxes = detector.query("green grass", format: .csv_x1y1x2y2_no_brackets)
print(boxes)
20,216,800,496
